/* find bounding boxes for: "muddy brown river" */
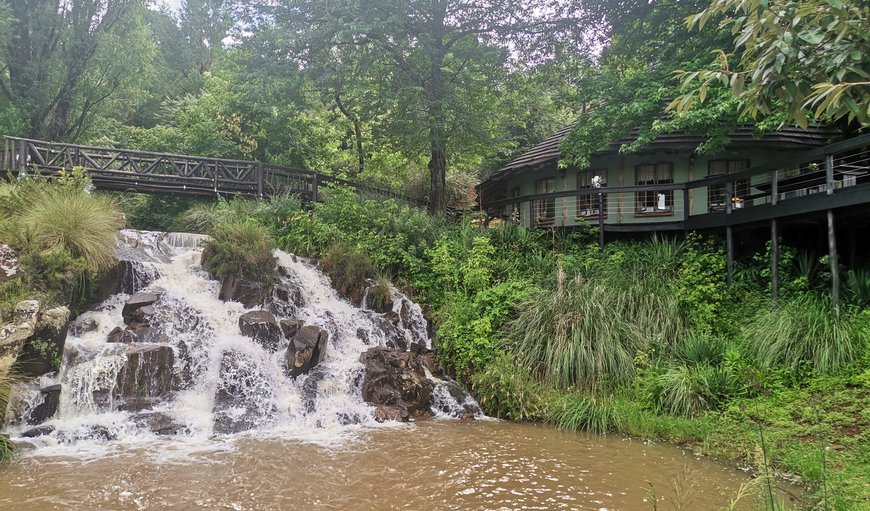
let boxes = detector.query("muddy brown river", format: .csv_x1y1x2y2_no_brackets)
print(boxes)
0,420,802,511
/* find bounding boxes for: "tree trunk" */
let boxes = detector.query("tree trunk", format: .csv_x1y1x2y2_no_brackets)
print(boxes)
426,2,449,214
335,93,365,176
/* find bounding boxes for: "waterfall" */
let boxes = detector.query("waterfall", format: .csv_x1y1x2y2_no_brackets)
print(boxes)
3,230,480,456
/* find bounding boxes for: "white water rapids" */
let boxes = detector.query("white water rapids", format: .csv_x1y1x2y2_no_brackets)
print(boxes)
2,230,479,458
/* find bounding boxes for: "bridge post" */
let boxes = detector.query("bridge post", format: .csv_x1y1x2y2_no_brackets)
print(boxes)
312,173,319,202
256,162,264,197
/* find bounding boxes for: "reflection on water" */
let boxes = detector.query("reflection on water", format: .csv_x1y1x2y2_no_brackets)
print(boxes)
0,420,801,511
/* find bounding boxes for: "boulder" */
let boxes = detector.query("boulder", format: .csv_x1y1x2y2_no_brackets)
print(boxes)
27,384,62,425
68,317,98,337
271,282,305,315
364,285,393,314
115,345,176,401
13,306,70,378
373,405,410,423
218,274,271,309
134,412,184,436
279,319,304,339
121,293,161,324
21,425,55,438
2,302,70,380
285,325,328,378
239,310,282,352
0,243,19,284
106,324,167,344
358,347,433,419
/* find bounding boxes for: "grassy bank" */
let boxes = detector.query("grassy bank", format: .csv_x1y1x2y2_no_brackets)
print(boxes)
125,188,867,508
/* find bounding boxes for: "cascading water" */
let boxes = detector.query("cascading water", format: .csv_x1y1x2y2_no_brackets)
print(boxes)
2,230,480,456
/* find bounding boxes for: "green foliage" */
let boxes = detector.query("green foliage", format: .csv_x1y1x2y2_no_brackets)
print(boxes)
675,0,870,127
204,222,276,284
546,393,628,435
118,193,208,232
675,233,732,334
745,294,864,374
469,353,551,421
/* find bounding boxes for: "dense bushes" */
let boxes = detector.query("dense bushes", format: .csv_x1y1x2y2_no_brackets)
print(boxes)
204,222,277,284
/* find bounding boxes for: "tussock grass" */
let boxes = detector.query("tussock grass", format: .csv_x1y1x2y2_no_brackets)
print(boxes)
546,393,627,434
745,294,864,374
510,275,687,391
205,222,276,283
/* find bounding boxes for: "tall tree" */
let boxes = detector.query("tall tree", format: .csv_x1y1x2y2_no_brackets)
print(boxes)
262,0,592,213
0,0,142,140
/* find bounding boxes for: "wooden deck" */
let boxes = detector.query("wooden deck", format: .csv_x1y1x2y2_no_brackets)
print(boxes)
1,136,424,205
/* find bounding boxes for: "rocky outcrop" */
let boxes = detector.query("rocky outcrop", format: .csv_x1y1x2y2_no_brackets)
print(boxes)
27,384,62,425
359,347,434,422
238,310,282,352
0,243,19,284
218,274,271,308
106,294,167,344
1,301,70,380
115,345,177,403
364,284,393,314
122,292,161,324
279,319,303,339
285,325,328,378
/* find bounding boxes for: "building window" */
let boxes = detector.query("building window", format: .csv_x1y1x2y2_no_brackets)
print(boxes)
636,163,673,214
708,159,750,211
577,170,607,218
535,177,555,223
509,187,521,221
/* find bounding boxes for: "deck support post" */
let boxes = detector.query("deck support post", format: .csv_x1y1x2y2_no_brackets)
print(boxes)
256,162,264,197
826,154,839,308
312,173,319,202
771,219,779,302
528,200,534,229
598,191,605,252
725,181,733,286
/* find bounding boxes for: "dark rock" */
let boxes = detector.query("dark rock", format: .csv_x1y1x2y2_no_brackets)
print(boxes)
438,380,483,417
410,343,442,377
118,397,161,412
359,347,433,420
364,286,393,314
218,274,271,309
107,326,137,343
273,282,305,310
363,313,407,351
301,369,326,413
279,319,304,339
22,425,55,438
122,293,161,324
239,310,282,352
115,345,176,400
384,311,400,326
27,384,62,425
285,325,328,378
134,412,184,436
373,405,410,423
68,317,98,337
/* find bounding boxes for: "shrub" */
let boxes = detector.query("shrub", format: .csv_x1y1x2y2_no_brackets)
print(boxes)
469,353,551,421
205,222,276,283
744,294,864,374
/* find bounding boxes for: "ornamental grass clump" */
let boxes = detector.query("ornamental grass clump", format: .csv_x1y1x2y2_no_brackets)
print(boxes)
22,186,121,273
320,241,374,300
745,293,864,374
205,221,276,283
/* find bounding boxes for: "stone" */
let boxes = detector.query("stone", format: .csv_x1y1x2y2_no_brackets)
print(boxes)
218,274,271,309
0,243,19,283
13,300,40,325
27,384,62,425
384,311,400,326
115,345,176,401
373,405,410,423
22,425,55,438
285,325,328,378
68,317,98,337
273,282,305,310
239,310,282,352
107,326,137,343
106,324,167,344
359,347,433,420
364,285,393,314
121,293,161,324
133,412,184,436
279,319,304,339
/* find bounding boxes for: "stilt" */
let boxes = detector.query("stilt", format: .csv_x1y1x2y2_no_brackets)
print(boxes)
771,219,779,302
828,210,840,307
726,226,734,286
598,191,605,251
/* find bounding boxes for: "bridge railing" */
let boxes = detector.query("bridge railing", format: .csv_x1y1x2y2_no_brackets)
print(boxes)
1,135,425,206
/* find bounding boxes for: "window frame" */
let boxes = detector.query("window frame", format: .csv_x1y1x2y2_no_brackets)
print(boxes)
576,169,608,219
708,159,751,212
635,162,674,216
534,177,556,224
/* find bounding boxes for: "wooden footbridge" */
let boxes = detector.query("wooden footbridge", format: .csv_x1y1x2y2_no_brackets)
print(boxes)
1,136,423,205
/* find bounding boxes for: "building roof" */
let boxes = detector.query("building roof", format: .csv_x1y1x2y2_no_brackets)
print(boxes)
480,122,842,188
